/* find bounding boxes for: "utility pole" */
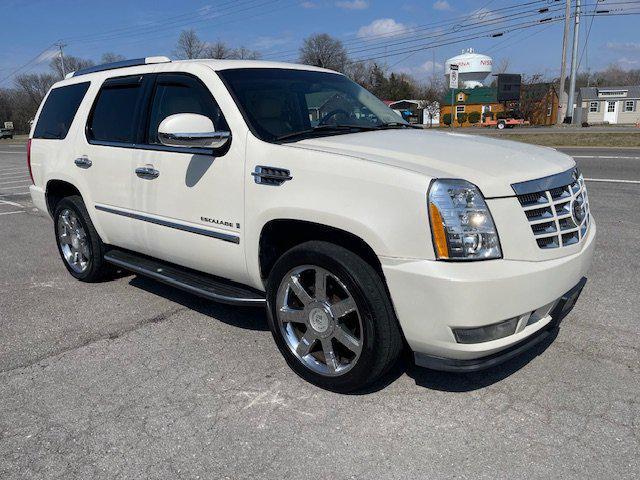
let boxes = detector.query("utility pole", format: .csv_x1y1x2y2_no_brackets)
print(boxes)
55,42,67,77
557,0,571,124
566,0,581,123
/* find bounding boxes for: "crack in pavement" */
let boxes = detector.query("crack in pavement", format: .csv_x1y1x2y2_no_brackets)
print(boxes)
0,306,187,375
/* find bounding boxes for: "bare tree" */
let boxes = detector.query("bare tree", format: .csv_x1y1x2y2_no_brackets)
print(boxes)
202,41,235,59
101,52,126,64
495,58,511,74
174,29,205,59
232,46,261,60
50,55,94,79
14,73,57,107
299,33,348,72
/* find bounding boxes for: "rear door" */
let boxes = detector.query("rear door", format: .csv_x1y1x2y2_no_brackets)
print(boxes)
81,74,152,251
132,72,246,283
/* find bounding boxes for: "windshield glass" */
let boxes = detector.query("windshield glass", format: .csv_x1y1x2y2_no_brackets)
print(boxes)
218,68,407,142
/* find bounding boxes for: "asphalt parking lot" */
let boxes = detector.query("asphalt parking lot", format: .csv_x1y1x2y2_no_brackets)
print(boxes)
0,142,638,479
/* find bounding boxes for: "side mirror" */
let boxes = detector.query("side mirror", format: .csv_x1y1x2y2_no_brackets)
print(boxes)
158,113,230,149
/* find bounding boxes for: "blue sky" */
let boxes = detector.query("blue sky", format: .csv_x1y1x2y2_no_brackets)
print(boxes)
1,0,638,86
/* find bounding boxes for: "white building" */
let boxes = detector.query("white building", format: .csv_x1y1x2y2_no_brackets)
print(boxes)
577,86,640,125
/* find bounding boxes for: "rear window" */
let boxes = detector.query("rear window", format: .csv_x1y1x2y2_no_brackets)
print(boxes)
87,76,145,144
33,82,90,139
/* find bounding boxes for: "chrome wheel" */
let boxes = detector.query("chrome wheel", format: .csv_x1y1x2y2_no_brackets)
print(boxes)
276,265,363,377
57,208,91,273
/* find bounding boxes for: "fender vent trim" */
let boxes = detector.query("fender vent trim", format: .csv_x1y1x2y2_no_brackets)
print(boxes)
251,166,292,186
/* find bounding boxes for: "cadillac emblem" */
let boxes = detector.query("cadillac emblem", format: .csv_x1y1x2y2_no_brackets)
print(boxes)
571,194,586,225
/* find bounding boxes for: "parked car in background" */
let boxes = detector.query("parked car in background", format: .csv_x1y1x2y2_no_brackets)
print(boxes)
27,57,594,392
0,128,14,139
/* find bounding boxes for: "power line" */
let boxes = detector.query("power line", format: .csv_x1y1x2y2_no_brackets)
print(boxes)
343,5,567,58
0,44,56,86
263,0,552,59
349,17,567,65
69,0,298,54
62,0,284,45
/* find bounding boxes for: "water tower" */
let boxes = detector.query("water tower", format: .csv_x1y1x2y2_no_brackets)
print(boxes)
445,48,493,88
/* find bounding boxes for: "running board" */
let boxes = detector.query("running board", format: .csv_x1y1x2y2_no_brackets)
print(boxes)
104,249,266,307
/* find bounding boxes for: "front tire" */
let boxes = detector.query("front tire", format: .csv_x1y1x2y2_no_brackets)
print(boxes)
266,241,403,393
53,196,112,282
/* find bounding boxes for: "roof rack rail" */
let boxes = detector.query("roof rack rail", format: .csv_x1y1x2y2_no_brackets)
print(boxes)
70,56,171,78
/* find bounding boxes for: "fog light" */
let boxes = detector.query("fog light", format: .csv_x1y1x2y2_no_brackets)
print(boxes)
452,317,519,344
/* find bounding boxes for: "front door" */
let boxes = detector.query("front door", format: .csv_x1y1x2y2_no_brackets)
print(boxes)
132,72,246,284
604,100,619,124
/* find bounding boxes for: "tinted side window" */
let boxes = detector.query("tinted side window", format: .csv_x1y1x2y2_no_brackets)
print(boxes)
88,76,144,144
146,74,228,144
33,82,90,139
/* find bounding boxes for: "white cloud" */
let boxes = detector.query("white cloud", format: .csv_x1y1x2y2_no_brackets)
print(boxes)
469,7,498,22
421,60,444,72
606,41,640,52
336,0,369,10
253,35,291,50
433,1,451,11
300,1,318,8
357,18,412,40
36,49,60,64
617,57,639,67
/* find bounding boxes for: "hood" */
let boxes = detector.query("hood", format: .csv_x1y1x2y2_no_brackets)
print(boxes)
289,129,575,197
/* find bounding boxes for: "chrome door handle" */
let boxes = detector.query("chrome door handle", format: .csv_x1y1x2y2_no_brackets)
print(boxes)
135,166,160,179
74,156,92,168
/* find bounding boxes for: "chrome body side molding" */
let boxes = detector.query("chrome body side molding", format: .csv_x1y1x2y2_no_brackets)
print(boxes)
94,205,240,244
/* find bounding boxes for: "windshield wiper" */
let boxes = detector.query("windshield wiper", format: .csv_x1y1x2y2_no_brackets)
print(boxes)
275,124,379,142
377,122,422,129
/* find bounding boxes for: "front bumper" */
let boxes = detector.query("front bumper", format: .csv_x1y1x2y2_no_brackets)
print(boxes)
380,220,595,369
414,277,586,372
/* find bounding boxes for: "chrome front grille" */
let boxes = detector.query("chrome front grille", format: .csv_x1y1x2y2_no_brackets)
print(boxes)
513,169,590,249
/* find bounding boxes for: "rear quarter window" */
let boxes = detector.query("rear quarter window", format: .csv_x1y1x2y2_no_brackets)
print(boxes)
33,82,90,140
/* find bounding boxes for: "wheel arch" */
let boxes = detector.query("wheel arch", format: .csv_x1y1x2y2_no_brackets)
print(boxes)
258,218,385,283
45,179,82,216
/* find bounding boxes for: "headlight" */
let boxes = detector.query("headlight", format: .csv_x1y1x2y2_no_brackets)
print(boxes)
428,179,501,260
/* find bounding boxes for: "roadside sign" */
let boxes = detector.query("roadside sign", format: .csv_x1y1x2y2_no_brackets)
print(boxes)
449,64,459,89
4,121,13,130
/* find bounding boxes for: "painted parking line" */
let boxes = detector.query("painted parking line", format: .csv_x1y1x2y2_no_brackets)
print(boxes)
0,173,29,179
0,199,24,207
585,178,640,185
573,155,640,160
0,193,30,197
0,179,31,186
0,185,31,190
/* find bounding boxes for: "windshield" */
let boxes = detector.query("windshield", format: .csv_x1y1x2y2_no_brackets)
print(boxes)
218,68,408,142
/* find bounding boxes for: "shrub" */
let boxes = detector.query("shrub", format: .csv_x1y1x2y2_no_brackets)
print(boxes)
442,113,452,125
456,113,468,125
496,111,508,120
482,111,494,121
582,122,590,127
468,111,481,124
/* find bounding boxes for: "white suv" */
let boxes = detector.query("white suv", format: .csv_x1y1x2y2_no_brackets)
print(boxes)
28,57,595,392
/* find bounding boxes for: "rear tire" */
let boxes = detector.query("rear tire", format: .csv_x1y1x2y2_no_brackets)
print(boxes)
266,241,403,393
53,196,112,282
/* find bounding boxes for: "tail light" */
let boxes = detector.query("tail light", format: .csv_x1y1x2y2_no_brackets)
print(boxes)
27,138,34,184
